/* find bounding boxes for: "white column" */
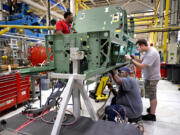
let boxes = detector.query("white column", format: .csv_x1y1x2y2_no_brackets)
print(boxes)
0,0,3,21
72,59,81,118
70,0,75,14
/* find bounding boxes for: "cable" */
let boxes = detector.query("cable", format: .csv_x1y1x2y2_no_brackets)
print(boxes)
25,110,49,120
23,80,77,128
40,110,58,124
96,90,112,119
62,110,77,126
40,110,77,126
15,111,49,134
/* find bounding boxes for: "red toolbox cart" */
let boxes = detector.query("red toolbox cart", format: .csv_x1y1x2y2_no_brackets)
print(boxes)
0,72,30,112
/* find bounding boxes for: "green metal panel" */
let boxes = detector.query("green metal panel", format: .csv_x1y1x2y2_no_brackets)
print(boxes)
19,65,55,75
129,18,135,38
73,6,127,33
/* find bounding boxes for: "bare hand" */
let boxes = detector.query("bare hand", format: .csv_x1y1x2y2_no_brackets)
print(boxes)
125,55,132,60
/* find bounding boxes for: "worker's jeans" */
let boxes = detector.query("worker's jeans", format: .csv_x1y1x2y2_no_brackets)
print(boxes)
105,105,125,122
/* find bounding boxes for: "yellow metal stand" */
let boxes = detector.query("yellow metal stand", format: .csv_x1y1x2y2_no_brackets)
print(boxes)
95,76,109,101
89,76,110,102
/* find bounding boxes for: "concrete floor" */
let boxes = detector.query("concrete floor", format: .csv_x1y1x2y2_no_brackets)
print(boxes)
1,80,180,135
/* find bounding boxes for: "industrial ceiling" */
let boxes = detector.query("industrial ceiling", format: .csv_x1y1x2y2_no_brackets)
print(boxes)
17,0,157,20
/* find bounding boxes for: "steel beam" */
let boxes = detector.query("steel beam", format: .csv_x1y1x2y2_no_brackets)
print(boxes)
75,0,79,14
0,27,11,35
136,0,155,11
106,0,110,5
134,27,180,33
122,0,131,7
154,18,158,47
81,2,90,9
2,33,44,41
19,65,55,74
89,0,96,6
50,0,67,11
22,0,63,19
128,17,153,22
0,25,55,29
49,72,86,80
40,0,47,8
128,21,152,26
149,23,154,44
50,1,63,9
79,3,89,10
148,0,160,45
75,0,90,14
158,0,164,48
47,0,51,27
152,0,160,20
163,0,170,62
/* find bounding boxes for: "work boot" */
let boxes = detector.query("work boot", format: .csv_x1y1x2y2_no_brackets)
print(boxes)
128,116,142,123
142,114,156,121
147,107,151,113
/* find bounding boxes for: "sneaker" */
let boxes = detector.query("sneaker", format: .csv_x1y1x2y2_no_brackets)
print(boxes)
147,107,151,113
142,114,156,121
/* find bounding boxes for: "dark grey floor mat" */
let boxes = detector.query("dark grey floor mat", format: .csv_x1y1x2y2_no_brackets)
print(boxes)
1,112,143,135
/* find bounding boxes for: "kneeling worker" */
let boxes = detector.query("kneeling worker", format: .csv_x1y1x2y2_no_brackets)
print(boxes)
105,67,143,122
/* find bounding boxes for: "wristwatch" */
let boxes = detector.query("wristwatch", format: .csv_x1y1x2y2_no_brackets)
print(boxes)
130,55,134,59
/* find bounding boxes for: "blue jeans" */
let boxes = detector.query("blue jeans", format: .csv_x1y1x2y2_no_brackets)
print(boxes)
105,105,125,122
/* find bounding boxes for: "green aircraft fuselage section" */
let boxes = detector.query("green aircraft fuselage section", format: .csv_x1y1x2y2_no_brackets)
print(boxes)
20,6,136,79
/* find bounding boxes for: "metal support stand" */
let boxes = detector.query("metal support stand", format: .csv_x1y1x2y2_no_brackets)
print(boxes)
30,74,47,106
50,48,97,135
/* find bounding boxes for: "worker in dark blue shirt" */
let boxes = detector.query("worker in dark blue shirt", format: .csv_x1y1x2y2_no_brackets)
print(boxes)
105,67,143,123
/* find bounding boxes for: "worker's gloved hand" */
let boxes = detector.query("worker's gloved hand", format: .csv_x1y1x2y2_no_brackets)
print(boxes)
125,55,132,60
110,70,116,76
110,70,113,75
107,83,113,90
